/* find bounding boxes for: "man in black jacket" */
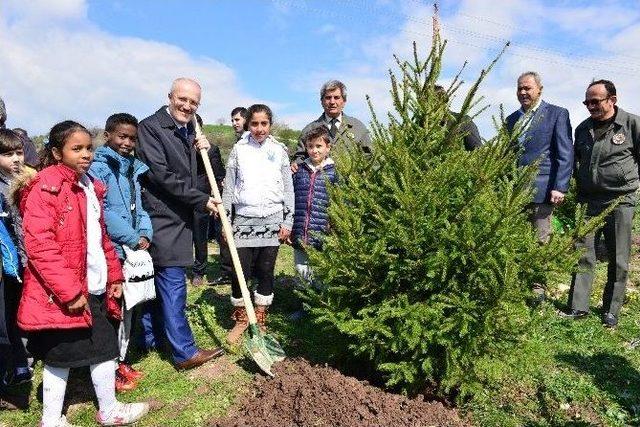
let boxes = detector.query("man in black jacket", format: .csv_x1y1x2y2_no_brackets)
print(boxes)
136,78,223,370
191,113,225,287
435,85,482,151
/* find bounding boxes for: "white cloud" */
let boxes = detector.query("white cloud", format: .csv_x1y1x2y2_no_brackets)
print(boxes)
321,0,640,140
0,0,254,134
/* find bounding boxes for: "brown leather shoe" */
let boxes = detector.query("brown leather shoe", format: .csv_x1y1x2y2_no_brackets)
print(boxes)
175,348,224,370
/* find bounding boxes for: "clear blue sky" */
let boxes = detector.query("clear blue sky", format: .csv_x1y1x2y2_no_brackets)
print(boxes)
1,0,639,136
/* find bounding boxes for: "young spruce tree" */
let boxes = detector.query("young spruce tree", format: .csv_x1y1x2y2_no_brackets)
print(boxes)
301,38,592,399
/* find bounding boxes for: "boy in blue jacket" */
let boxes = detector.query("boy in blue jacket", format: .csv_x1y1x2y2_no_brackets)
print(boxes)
290,124,338,319
0,129,30,398
89,113,152,392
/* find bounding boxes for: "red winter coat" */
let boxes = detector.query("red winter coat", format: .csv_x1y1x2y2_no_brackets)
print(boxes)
17,164,124,331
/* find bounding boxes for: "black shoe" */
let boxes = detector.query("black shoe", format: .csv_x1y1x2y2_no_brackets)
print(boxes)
560,309,589,320
603,313,618,328
2,368,32,387
209,275,231,286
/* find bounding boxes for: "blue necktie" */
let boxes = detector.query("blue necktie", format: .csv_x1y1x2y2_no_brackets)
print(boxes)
178,127,188,140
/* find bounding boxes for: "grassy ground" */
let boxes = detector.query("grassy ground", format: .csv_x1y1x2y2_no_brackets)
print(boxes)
465,223,640,426
3,235,640,426
0,245,302,427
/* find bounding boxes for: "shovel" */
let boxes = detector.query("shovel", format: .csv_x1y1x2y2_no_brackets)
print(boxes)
192,118,285,377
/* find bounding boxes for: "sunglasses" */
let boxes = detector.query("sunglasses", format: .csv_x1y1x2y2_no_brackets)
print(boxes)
582,97,609,107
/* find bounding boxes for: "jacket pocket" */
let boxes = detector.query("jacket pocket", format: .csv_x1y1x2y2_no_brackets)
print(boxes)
598,163,626,188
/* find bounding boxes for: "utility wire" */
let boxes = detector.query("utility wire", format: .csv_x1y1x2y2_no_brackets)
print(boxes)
269,0,640,76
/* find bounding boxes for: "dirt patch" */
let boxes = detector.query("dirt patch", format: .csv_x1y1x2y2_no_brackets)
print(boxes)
209,358,469,427
188,356,240,383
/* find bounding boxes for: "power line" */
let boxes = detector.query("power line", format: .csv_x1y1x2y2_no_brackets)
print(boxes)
269,0,640,77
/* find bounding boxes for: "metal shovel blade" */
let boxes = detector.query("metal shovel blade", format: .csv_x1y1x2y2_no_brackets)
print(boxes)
243,324,286,377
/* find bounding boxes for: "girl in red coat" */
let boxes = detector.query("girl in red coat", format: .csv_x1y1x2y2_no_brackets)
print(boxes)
17,121,149,427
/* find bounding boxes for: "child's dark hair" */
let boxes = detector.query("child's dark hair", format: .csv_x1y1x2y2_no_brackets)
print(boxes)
105,113,138,133
40,121,91,169
302,123,330,146
231,106,248,119
0,129,24,155
246,104,273,130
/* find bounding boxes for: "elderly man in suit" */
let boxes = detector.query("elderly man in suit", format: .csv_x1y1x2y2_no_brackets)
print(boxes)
292,80,371,168
136,78,223,370
506,71,573,302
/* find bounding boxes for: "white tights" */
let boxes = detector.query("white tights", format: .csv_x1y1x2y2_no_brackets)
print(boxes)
41,360,117,427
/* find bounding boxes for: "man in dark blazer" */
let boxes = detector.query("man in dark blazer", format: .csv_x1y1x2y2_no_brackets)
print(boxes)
136,78,223,370
292,80,371,168
506,71,573,301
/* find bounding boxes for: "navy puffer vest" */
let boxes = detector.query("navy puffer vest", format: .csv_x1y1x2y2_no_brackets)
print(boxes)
292,160,338,249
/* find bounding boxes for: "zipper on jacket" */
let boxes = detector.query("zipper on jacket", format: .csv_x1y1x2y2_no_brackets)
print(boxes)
303,170,318,244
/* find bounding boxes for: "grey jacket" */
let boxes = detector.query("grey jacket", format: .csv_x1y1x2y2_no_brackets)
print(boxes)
574,107,640,204
293,113,371,163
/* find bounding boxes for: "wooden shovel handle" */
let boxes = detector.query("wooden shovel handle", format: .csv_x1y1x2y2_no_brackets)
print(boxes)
192,119,258,325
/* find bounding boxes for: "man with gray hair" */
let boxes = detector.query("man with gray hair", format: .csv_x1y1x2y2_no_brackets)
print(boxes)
505,71,573,303
136,77,224,370
292,80,371,167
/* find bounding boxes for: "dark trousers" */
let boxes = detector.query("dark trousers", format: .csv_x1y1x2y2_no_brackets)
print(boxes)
212,216,232,278
192,210,210,277
140,300,164,351
143,267,198,363
1,277,28,375
231,246,279,300
569,204,635,317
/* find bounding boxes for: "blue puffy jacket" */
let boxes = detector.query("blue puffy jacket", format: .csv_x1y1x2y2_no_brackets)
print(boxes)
0,196,19,279
89,146,153,259
292,158,338,249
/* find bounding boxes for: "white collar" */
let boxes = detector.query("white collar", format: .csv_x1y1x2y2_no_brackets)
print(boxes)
324,113,343,124
165,107,187,129
303,156,335,171
248,134,271,146
520,99,542,116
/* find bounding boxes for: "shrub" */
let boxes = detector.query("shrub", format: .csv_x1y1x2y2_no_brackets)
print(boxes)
300,39,591,400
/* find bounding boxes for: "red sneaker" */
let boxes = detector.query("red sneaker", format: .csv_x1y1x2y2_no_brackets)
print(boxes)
115,371,137,393
117,362,144,381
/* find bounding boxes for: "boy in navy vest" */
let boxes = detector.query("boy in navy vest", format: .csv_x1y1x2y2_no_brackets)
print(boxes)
290,124,338,319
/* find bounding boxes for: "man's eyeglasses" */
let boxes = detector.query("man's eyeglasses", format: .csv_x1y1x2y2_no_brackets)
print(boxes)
583,97,609,107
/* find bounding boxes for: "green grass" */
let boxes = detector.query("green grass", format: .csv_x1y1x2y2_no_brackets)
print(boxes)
0,245,301,427
4,235,640,426
465,241,640,426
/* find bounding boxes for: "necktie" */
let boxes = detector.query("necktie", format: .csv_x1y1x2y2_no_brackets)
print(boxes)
329,118,338,138
178,127,188,140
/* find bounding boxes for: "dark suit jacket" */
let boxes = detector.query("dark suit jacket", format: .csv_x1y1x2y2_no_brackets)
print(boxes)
450,112,482,151
506,100,573,204
294,113,371,163
136,107,210,267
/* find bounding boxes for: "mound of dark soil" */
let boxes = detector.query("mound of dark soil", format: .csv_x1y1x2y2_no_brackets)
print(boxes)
210,358,469,427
